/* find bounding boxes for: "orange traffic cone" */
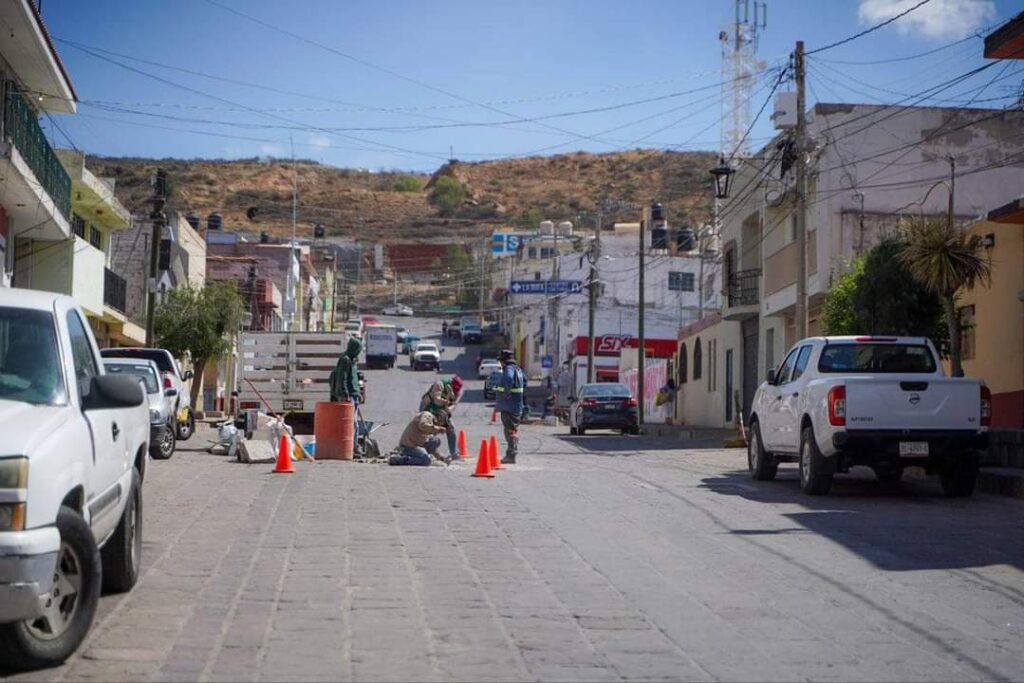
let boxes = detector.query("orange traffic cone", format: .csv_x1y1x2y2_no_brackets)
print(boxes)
457,430,468,459
273,435,295,474
471,439,495,478
488,434,503,471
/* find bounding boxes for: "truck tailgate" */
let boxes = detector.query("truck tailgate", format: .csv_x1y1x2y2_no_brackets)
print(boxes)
845,377,981,431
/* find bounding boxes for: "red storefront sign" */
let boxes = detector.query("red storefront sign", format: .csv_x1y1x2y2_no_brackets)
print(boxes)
573,335,677,359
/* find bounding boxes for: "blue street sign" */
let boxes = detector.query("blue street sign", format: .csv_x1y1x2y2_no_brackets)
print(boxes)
509,280,583,295
541,356,553,369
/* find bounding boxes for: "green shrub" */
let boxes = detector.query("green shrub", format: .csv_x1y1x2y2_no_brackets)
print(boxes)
393,176,423,192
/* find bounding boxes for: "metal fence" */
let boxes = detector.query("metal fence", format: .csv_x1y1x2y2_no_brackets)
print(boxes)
2,82,71,219
727,269,761,307
104,268,127,314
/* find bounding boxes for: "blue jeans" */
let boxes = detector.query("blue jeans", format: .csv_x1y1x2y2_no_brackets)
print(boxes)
391,436,441,466
445,424,457,457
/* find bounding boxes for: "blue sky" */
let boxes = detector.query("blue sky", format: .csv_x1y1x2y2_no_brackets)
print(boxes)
39,0,1023,172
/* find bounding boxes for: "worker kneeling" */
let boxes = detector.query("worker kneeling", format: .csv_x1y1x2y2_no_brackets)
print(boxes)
390,408,451,466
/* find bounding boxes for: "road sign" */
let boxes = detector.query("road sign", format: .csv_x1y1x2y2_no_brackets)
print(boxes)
541,356,553,369
509,280,583,295
492,233,524,256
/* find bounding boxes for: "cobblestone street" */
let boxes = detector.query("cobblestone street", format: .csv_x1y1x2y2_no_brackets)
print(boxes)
6,332,1024,682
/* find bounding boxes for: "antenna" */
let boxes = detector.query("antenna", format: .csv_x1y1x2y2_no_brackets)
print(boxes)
720,0,767,160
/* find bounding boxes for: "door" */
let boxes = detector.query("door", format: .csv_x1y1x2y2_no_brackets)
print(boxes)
776,344,814,452
762,346,800,450
66,310,125,538
741,319,759,424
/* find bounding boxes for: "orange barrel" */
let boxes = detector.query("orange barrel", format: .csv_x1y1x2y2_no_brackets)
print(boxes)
314,401,354,460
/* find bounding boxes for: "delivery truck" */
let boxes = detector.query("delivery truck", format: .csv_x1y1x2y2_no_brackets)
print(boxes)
364,324,398,369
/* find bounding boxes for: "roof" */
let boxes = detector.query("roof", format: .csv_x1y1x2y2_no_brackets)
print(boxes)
987,197,1024,224
985,11,1024,59
0,287,67,311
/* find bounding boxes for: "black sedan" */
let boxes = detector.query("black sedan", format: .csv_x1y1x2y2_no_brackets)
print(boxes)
568,382,639,435
483,370,502,400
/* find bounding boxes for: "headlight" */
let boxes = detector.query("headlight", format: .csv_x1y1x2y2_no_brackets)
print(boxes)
150,409,161,423
0,457,28,489
0,504,25,531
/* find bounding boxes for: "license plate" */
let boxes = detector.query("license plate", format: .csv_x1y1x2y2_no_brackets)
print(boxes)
899,442,929,457
283,399,303,410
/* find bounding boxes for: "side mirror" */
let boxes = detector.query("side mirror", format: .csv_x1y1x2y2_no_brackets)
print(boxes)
85,375,145,411
765,367,776,385
165,388,178,398
184,370,194,381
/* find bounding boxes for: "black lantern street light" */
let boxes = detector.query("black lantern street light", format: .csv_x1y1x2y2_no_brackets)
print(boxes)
710,157,736,200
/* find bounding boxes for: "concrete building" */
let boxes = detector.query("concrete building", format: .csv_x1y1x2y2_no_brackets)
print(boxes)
1,0,77,288
696,102,1024,429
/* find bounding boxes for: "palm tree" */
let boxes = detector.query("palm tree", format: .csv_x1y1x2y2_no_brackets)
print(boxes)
898,217,990,377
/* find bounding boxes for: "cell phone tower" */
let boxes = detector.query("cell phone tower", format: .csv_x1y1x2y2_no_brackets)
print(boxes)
720,0,767,160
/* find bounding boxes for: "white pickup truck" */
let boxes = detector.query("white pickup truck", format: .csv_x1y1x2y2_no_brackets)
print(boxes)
0,290,150,670
748,336,989,497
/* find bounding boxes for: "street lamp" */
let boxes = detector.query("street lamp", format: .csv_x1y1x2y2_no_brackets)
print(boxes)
710,157,736,200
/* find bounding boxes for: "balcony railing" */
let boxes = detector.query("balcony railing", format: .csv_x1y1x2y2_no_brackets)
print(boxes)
2,82,71,219
727,268,761,308
104,268,127,314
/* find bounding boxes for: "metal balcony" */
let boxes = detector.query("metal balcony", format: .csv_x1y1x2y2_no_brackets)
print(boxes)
103,267,128,314
723,268,760,320
2,82,71,219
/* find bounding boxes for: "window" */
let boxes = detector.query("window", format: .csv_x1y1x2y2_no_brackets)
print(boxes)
527,248,537,259
89,226,102,250
765,328,775,372
66,311,98,401
693,337,702,380
668,272,695,292
776,347,800,385
678,343,688,384
71,214,86,238
790,346,813,382
817,343,937,374
960,305,975,360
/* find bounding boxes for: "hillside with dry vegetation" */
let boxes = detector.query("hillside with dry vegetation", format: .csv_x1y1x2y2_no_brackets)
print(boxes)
90,150,718,241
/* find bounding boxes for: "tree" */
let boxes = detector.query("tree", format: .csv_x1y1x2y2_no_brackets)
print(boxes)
154,283,245,409
429,176,467,216
822,239,946,343
899,216,990,377
393,175,423,192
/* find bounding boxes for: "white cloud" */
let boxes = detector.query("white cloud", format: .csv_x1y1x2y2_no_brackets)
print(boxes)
259,143,285,157
858,0,996,40
309,134,331,150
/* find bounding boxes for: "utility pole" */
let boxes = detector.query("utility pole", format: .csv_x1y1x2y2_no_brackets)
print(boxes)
794,40,808,339
145,169,167,346
947,156,955,232
478,239,486,322
638,204,648,426
698,227,706,320
586,210,601,383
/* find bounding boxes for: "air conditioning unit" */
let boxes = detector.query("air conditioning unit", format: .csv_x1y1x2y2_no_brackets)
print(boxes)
772,92,798,130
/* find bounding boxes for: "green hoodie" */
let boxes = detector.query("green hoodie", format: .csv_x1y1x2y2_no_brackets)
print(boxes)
330,336,362,401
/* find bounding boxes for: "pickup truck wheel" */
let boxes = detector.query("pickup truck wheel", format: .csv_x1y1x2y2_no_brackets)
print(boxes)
176,409,195,441
940,453,979,497
151,423,176,460
101,468,142,593
748,422,778,481
799,427,834,495
0,507,100,671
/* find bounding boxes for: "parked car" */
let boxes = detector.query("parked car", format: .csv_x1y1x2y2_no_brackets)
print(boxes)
395,326,409,343
0,290,149,670
382,303,414,316
402,334,421,355
344,319,364,338
748,336,990,497
478,358,502,379
447,319,461,339
99,347,195,441
411,342,442,371
462,322,483,344
103,358,176,460
569,383,639,435
484,370,503,400
361,315,379,327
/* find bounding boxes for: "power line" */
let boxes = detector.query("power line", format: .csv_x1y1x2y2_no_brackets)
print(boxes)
806,0,933,56
812,29,984,66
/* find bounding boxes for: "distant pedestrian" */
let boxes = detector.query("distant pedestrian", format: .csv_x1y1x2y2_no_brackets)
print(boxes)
494,349,526,464
391,409,449,466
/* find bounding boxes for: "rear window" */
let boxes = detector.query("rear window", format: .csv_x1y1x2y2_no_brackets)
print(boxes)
105,363,159,393
101,348,174,374
582,384,631,397
818,343,937,374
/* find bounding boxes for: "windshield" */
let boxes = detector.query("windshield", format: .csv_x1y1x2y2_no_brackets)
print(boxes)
345,323,361,331
818,343,937,373
0,307,66,406
105,363,159,393
417,344,438,353
581,383,631,397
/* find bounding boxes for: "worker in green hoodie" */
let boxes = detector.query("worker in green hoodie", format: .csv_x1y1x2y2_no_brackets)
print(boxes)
329,336,362,404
